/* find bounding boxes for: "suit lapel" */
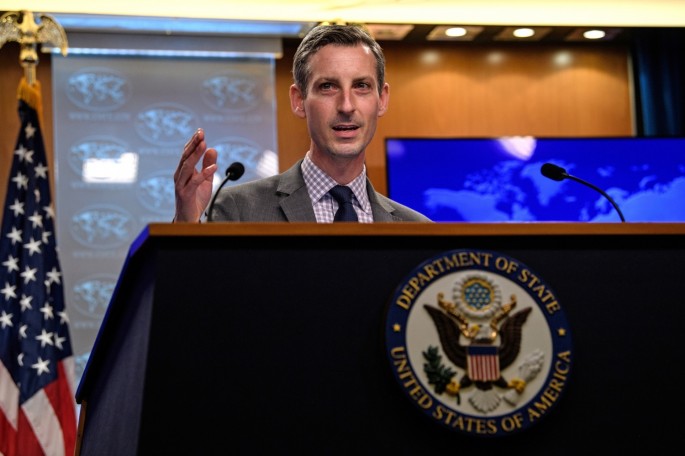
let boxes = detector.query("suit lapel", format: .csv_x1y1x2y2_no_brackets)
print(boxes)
367,180,400,222
276,160,317,222
280,186,317,221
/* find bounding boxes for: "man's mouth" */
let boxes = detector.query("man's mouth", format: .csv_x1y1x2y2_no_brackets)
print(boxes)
333,125,359,131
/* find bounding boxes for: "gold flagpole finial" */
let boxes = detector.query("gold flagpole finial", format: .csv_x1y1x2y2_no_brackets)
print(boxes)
0,10,68,86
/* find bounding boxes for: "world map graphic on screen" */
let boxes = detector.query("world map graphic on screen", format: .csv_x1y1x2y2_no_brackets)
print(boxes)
386,137,685,222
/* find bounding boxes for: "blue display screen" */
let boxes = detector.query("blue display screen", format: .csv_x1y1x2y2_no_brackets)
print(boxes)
385,137,685,222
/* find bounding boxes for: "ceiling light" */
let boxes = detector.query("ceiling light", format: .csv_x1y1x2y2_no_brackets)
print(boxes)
494,26,551,41
565,28,621,41
445,27,467,37
427,25,484,41
583,29,606,39
513,28,535,38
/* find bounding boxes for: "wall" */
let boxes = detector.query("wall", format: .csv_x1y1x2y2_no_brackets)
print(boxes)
1,39,632,222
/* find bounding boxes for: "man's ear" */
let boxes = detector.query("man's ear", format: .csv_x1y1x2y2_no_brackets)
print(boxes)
378,82,390,117
289,84,306,118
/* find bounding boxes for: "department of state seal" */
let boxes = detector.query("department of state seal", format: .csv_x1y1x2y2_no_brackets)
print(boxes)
385,249,572,437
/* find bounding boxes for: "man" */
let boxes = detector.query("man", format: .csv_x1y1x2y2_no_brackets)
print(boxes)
173,24,430,223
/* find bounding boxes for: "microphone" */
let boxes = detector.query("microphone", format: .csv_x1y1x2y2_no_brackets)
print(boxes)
540,163,626,222
205,162,245,222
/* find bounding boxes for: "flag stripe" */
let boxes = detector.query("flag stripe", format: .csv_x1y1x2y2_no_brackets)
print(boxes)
46,360,78,453
24,387,66,456
1,408,19,455
0,360,20,427
17,405,45,455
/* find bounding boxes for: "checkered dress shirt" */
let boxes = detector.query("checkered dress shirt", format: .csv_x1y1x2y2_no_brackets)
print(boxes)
301,152,373,223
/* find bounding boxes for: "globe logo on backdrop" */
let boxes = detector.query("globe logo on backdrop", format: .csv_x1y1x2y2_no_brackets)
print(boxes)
70,204,136,249
134,103,197,146
201,72,260,112
137,169,176,216
214,136,275,182
71,273,117,319
67,136,130,177
66,67,131,111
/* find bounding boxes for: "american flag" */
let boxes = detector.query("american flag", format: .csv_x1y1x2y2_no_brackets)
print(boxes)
0,79,77,455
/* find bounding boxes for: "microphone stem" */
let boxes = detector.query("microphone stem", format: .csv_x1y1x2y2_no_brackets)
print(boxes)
566,175,626,223
206,174,234,222
205,177,226,222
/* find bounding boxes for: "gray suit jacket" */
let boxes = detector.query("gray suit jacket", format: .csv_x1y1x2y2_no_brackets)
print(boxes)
210,159,431,222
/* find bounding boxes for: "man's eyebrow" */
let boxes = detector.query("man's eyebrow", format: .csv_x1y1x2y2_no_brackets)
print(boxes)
311,75,338,83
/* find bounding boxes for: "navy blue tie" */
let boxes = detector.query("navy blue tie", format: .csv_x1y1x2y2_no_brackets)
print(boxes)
329,185,358,222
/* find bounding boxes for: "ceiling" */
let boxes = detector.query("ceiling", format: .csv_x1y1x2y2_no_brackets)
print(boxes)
1,0,683,50
2,0,684,28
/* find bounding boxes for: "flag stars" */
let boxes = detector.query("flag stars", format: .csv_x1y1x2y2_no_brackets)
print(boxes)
31,357,51,376
11,171,28,190
6,227,22,245
25,122,36,139
19,324,28,338
54,333,66,350
2,255,20,273
20,266,38,284
14,144,29,162
58,310,70,325
1,282,17,300
9,199,24,216
40,302,55,320
17,353,24,366
24,149,35,164
20,294,33,311
23,237,42,256
42,230,52,244
34,162,48,179
0,310,13,329
28,211,43,229
46,267,62,285
43,204,55,220
36,329,54,347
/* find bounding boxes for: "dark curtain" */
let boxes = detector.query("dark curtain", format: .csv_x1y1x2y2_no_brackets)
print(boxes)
631,28,685,136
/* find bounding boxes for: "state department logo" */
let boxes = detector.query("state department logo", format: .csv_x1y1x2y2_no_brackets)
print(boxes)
201,72,261,113
137,169,175,215
66,67,131,112
385,249,572,437
134,103,197,146
71,273,117,319
214,136,271,182
70,204,136,249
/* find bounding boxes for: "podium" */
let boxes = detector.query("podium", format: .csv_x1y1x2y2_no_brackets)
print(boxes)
75,222,685,454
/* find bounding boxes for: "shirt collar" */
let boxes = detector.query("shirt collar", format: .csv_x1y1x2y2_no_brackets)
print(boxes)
302,152,371,212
